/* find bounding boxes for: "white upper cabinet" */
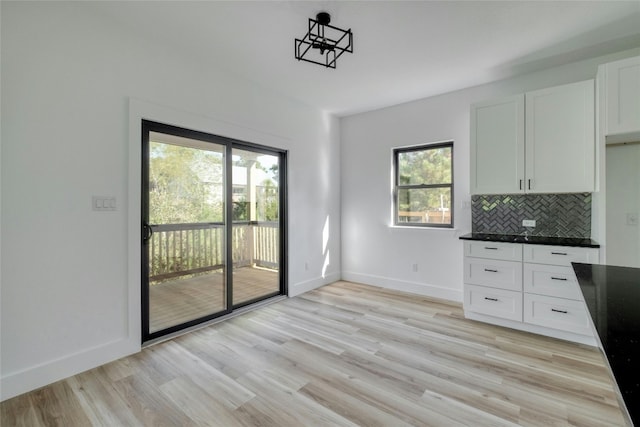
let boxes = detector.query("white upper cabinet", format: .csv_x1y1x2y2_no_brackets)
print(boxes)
525,80,595,193
601,55,640,140
470,95,525,194
470,80,595,194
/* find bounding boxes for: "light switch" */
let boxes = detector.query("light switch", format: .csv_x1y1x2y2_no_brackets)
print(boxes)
627,213,638,226
93,196,116,211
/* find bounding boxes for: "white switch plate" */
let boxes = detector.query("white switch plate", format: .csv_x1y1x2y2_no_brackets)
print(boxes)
93,196,116,211
522,219,536,227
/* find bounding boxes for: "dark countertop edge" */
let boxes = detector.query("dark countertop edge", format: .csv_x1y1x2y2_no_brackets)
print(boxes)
459,233,600,248
572,262,639,426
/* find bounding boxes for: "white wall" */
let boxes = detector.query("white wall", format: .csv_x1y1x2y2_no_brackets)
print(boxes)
340,48,640,302
606,143,640,268
0,2,341,400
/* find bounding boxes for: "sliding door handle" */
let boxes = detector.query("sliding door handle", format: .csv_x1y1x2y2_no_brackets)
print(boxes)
143,222,154,243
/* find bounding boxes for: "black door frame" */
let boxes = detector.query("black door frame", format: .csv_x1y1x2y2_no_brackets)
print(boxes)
141,119,288,343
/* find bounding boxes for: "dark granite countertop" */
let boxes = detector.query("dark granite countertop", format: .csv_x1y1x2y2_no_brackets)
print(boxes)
573,263,640,426
459,233,600,248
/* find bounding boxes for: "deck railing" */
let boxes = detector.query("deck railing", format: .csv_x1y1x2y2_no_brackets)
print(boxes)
149,221,278,282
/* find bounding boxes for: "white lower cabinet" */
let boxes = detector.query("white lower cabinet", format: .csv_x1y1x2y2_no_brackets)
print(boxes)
523,263,583,300
463,240,599,344
465,284,522,321
464,258,522,291
523,294,593,336
523,244,599,265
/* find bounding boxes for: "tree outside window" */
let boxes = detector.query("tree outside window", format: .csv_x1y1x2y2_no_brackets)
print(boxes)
393,142,454,227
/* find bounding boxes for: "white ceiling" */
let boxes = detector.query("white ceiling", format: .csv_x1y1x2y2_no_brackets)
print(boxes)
91,1,640,116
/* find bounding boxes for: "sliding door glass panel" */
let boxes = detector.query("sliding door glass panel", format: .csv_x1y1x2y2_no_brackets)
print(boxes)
146,130,226,334
231,148,280,306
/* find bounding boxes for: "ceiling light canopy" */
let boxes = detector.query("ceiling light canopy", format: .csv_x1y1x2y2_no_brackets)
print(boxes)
295,12,353,69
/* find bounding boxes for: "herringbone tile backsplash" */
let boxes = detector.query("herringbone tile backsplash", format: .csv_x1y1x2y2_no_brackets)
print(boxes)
471,193,592,238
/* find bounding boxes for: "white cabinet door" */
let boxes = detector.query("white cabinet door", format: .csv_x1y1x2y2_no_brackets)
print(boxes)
465,284,523,322
464,258,523,291
464,241,522,261
604,55,640,137
470,94,525,195
525,80,595,193
523,244,599,266
523,263,583,300
523,294,592,336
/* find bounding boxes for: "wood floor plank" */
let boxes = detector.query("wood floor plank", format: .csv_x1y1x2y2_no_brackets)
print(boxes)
66,370,145,426
149,340,256,409
158,377,245,427
299,379,416,427
1,280,629,426
0,393,44,427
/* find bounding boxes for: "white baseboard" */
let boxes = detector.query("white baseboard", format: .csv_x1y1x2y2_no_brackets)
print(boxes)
289,272,341,297
0,337,140,402
341,271,463,302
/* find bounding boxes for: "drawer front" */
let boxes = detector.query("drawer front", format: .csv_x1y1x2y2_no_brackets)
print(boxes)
523,244,599,267
464,258,522,291
465,284,523,321
464,241,522,262
523,294,592,336
523,263,582,300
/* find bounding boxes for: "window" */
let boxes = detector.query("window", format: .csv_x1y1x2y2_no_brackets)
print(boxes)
393,142,453,227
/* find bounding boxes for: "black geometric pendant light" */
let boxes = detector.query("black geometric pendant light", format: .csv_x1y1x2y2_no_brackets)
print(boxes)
294,12,353,69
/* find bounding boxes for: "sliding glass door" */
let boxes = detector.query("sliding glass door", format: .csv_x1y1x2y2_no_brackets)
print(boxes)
141,120,286,342
231,148,281,307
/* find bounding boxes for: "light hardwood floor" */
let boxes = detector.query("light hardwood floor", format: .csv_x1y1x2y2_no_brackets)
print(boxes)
1,281,628,426
150,266,279,332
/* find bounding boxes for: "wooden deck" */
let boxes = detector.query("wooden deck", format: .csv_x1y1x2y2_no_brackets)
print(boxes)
150,266,279,332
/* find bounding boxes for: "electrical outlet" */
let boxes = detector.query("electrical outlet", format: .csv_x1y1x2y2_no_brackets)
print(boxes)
627,213,639,226
522,219,536,227
412,263,418,272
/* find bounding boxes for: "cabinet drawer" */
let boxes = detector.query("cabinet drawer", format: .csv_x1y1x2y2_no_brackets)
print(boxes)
465,284,522,322
523,263,582,300
464,258,522,291
464,241,522,261
523,294,592,336
523,244,599,266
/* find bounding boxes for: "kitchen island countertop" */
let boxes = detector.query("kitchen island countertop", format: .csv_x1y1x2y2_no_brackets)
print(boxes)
573,262,640,426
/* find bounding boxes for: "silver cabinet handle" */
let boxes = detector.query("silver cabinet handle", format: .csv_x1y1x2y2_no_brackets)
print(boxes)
484,247,498,250
551,277,568,281
551,252,567,255
484,268,498,273
551,308,568,314
484,297,499,302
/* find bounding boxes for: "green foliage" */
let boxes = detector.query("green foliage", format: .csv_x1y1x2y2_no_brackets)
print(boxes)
150,143,280,224
149,142,224,224
397,146,452,219
257,179,279,221
233,198,249,221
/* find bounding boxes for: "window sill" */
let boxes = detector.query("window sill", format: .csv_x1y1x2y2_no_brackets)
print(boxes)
389,225,458,231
